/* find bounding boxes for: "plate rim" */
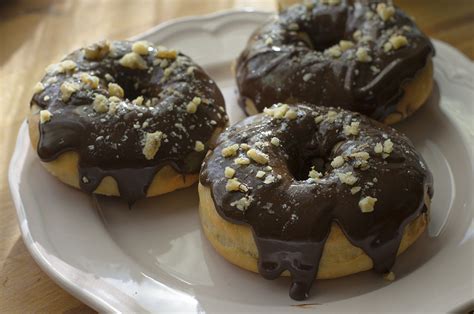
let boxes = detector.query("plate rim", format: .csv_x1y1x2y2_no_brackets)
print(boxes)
8,9,474,312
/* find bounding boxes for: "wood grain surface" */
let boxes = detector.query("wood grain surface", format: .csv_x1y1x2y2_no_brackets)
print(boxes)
0,0,472,312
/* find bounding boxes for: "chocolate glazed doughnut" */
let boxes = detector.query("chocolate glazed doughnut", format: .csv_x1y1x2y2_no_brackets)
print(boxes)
199,103,433,300
29,40,228,203
236,0,434,124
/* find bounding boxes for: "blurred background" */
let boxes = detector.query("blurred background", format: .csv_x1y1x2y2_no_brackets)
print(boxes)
0,0,472,312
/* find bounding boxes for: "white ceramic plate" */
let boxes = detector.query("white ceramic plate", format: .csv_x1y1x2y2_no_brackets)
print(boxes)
9,9,474,313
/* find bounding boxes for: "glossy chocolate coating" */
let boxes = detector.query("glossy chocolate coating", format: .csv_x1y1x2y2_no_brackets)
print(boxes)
32,40,227,203
200,104,433,300
236,0,434,121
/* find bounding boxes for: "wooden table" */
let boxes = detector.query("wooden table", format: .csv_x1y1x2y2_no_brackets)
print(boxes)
0,0,472,312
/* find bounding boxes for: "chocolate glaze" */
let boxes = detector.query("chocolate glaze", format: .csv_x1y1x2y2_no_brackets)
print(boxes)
31,40,227,203
200,104,433,300
236,0,434,121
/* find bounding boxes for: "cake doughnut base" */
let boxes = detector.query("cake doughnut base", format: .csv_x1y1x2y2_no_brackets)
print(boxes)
28,109,222,198
198,183,429,279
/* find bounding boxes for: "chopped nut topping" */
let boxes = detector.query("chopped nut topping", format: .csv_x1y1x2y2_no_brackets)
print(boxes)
60,81,80,102
383,42,393,52
263,174,277,184
264,103,290,119
156,49,177,59
256,170,266,179
308,167,322,180
376,3,395,21
108,83,124,98
304,0,315,9
43,95,50,101
226,178,248,192
343,121,360,136
132,96,144,106
350,151,370,160
356,47,372,62
104,73,114,82
247,148,269,164
231,195,254,211
285,109,298,120
326,110,338,123
240,143,250,151
383,271,396,281
265,37,273,46
337,171,358,185
353,30,362,41
194,141,205,152
39,110,52,124
33,82,44,94
132,41,151,55
374,142,383,154
60,60,77,73
92,94,109,113
82,176,89,184
383,139,394,153
186,97,201,114
224,167,236,178
339,40,354,52
359,196,377,213
234,157,251,165
314,115,324,124
331,156,345,168
221,144,239,157
80,73,99,89
325,45,342,58
303,73,313,82
84,41,110,60
350,186,361,194
388,35,409,50
270,137,280,146
142,131,164,160
119,52,148,70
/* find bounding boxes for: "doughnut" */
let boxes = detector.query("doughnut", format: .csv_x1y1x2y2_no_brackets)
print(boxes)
29,40,228,203
199,103,433,300
236,0,434,124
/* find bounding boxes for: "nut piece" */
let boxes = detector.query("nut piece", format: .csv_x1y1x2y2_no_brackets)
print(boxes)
383,271,396,281
221,144,239,157
195,141,205,152
84,41,110,60
60,81,80,102
285,109,298,120
325,45,342,58
356,47,372,62
156,48,177,59
225,178,248,192
265,37,273,46
350,186,361,194
339,40,355,52
58,60,77,73
132,96,144,106
331,156,345,168
119,52,148,70
108,83,124,98
186,97,201,114
33,82,45,94
240,143,250,151
376,3,395,21
308,167,322,180
359,196,377,213
270,137,280,146
142,131,164,160
224,167,236,178
39,110,52,124
374,142,383,154
247,148,269,164
132,41,151,55
343,121,360,136
230,196,254,211
351,151,370,160
256,170,266,179
234,157,251,165
80,73,99,89
383,139,394,153
337,172,358,185
389,35,409,50
264,103,290,119
92,94,109,113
